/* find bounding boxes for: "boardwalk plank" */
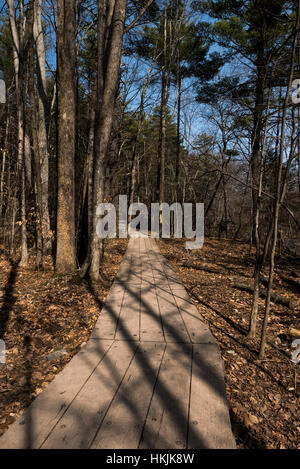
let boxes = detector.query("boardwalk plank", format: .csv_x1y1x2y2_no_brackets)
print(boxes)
41,340,138,449
115,284,140,341
0,237,235,450
90,290,124,340
0,340,113,449
174,293,216,345
91,343,165,449
140,281,165,342
139,343,192,449
188,344,236,449
156,287,190,343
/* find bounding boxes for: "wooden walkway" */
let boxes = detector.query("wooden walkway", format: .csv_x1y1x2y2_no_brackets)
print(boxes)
0,238,236,449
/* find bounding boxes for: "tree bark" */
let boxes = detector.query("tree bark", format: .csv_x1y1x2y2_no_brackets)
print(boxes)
89,0,127,281
7,0,28,266
248,86,272,338
55,0,77,273
34,0,52,253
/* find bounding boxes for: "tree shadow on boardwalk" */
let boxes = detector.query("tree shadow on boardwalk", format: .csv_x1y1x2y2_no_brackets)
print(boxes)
84,277,230,449
0,243,235,449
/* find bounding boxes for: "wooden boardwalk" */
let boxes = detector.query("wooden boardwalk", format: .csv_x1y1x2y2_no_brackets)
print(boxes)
0,238,236,449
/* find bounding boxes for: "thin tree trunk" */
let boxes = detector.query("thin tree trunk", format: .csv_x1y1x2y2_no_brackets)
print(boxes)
259,1,300,359
248,85,272,338
0,104,9,215
248,36,267,333
157,0,168,211
15,0,28,266
8,0,28,265
28,0,45,267
129,60,154,213
175,74,182,197
34,0,51,253
79,84,96,278
298,106,300,193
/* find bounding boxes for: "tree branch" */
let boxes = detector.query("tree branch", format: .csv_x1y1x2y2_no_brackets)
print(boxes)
125,0,154,33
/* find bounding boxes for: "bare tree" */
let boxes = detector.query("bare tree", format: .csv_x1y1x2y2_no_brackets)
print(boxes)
259,0,300,358
7,0,28,266
34,0,52,253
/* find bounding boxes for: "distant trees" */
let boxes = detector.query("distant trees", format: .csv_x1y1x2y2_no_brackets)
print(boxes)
130,0,222,209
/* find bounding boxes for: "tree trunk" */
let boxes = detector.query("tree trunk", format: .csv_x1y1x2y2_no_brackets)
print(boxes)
157,0,168,210
55,0,77,273
175,74,182,199
248,84,272,338
8,0,28,265
259,1,300,359
89,0,127,281
298,106,300,193
78,83,96,278
129,60,154,213
0,103,9,215
34,0,51,253
247,36,266,331
28,0,45,267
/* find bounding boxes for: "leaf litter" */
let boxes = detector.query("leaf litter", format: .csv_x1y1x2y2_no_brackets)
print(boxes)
158,238,300,449
0,239,128,437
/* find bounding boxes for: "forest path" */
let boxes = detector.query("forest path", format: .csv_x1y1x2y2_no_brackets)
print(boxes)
0,238,235,449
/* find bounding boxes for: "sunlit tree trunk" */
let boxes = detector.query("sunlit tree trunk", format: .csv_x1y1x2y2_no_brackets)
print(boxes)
8,0,28,266
34,0,51,253
89,0,127,281
55,0,77,273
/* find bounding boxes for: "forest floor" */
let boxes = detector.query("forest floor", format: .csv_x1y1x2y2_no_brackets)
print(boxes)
0,236,299,449
158,238,300,450
0,239,128,438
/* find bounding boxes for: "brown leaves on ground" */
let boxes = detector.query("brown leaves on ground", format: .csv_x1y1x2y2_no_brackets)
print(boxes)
0,239,127,437
158,238,300,450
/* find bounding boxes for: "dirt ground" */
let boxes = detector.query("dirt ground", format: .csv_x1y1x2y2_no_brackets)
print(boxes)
158,238,300,450
0,239,128,437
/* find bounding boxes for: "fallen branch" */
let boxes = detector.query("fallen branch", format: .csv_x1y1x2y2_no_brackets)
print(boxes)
182,260,226,274
233,282,295,309
277,274,300,293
